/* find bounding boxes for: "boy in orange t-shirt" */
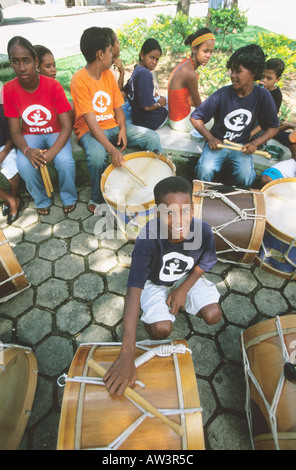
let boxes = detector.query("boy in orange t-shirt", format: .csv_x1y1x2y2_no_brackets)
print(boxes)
71,27,162,213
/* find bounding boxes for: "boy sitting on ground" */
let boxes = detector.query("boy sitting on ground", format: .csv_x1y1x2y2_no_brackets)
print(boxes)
103,176,222,395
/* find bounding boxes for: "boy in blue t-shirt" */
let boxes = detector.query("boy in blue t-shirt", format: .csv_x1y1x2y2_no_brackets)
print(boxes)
191,44,280,187
103,176,222,395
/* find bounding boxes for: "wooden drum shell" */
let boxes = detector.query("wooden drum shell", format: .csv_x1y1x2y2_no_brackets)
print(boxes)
57,340,204,450
242,315,296,450
192,180,266,264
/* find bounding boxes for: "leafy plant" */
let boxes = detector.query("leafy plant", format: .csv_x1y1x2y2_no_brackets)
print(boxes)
209,6,248,52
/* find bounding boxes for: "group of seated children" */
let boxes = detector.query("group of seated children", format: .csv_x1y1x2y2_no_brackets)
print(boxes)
1,26,295,396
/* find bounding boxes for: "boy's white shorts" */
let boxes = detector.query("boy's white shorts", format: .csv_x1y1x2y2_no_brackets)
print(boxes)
0,146,18,180
140,275,220,324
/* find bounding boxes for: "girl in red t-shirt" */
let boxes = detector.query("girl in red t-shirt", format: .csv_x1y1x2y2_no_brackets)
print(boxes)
3,36,77,215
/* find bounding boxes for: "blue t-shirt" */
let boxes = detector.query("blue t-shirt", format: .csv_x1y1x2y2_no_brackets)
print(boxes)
191,84,279,144
127,217,217,289
123,65,167,130
0,104,10,147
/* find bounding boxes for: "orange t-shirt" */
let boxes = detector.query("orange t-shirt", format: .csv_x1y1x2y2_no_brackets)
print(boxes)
70,67,124,140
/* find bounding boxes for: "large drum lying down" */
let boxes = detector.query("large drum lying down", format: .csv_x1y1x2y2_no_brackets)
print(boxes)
101,152,175,240
192,180,266,264
241,315,296,450
57,340,205,450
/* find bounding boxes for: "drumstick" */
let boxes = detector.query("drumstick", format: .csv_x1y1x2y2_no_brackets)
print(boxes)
87,359,184,437
222,139,271,158
44,165,53,192
123,163,148,186
217,143,271,159
40,166,52,197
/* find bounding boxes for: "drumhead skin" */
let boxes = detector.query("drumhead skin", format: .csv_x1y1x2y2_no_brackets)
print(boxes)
192,180,266,264
57,340,205,450
101,152,176,240
0,345,38,450
242,315,296,450
255,178,296,279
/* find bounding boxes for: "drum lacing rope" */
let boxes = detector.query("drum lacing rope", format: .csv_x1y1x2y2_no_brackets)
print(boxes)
134,343,191,368
195,189,251,220
258,238,296,280
241,316,291,450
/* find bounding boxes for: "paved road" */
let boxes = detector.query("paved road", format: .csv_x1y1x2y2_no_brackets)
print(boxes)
0,0,295,60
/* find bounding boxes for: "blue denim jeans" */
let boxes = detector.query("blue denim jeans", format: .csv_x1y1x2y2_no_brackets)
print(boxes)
17,133,77,208
195,143,256,187
80,124,162,203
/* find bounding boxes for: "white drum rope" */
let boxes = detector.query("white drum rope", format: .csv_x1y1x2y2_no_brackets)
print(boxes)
257,238,296,279
241,316,291,450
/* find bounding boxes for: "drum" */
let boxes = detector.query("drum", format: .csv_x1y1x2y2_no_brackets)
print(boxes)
0,344,38,450
0,229,30,302
192,180,266,264
241,314,296,450
255,178,296,279
101,152,175,240
57,340,204,450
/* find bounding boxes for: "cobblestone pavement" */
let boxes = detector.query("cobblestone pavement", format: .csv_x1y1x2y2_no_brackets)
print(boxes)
0,181,295,451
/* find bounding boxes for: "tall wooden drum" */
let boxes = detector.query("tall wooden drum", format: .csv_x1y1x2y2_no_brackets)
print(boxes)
0,344,38,450
0,229,30,302
255,178,296,279
57,340,205,450
241,314,296,450
192,180,266,264
101,152,175,240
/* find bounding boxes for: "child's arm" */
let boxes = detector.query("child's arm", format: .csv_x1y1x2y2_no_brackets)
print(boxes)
242,127,279,154
103,286,142,395
83,112,125,168
166,265,204,315
190,117,222,150
0,139,14,165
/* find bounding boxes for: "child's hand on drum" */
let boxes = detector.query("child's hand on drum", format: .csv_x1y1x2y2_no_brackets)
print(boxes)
104,354,137,396
110,147,125,168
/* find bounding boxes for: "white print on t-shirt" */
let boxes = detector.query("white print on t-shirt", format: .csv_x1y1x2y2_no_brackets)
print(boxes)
224,108,252,132
22,104,52,127
159,252,194,283
92,91,111,113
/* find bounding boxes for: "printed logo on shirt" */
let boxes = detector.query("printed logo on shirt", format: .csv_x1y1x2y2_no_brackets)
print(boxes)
159,252,194,283
92,91,111,113
224,108,252,132
22,104,52,127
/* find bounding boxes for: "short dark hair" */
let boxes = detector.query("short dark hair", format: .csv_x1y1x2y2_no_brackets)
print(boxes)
80,27,111,64
34,45,53,64
154,176,192,205
226,44,266,81
265,58,285,78
7,36,37,60
184,27,213,48
101,27,117,47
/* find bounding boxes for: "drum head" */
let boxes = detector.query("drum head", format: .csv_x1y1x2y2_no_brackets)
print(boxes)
262,178,296,240
0,346,38,450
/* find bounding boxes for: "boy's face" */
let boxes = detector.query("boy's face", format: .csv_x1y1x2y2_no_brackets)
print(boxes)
230,64,255,93
157,192,193,243
259,69,280,91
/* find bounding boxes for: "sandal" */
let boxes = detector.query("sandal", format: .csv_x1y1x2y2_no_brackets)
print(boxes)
87,200,101,214
2,203,9,216
37,207,50,216
63,203,76,214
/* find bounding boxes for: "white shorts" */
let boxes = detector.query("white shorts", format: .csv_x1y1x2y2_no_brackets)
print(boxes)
0,146,18,180
272,158,296,178
140,275,220,325
169,113,194,133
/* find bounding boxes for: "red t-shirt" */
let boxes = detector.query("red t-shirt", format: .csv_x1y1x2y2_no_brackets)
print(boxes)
3,75,71,135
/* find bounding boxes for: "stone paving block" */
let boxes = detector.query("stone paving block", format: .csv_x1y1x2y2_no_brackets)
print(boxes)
24,257,52,286
0,288,34,318
35,335,73,376
28,376,54,428
38,205,64,225
36,278,69,309
0,317,13,342
70,232,98,256
207,413,252,450
24,222,51,243
88,248,118,273
118,243,134,265
93,293,124,326
99,230,128,250
72,272,104,300
225,267,257,294
217,325,244,362
32,412,61,451
75,324,113,344
13,241,36,265
68,202,90,221
3,225,24,244
253,266,286,288
254,288,288,316
53,219,80,238
107,266,129,295
189,313,224,335
12,206,39,228
189,336,222,376
221,293,257,325
213,364,246,411
283,284,296,308
17,308,52,344
39,238,68,261
56,300,91,334
197,378,217,426
54,253,85,280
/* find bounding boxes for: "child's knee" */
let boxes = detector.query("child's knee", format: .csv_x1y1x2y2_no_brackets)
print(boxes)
198,303,222,325
261,174,272,186
144,320,173,340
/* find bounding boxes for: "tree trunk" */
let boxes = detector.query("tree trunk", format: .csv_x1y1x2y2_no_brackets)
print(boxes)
176,0,191,16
